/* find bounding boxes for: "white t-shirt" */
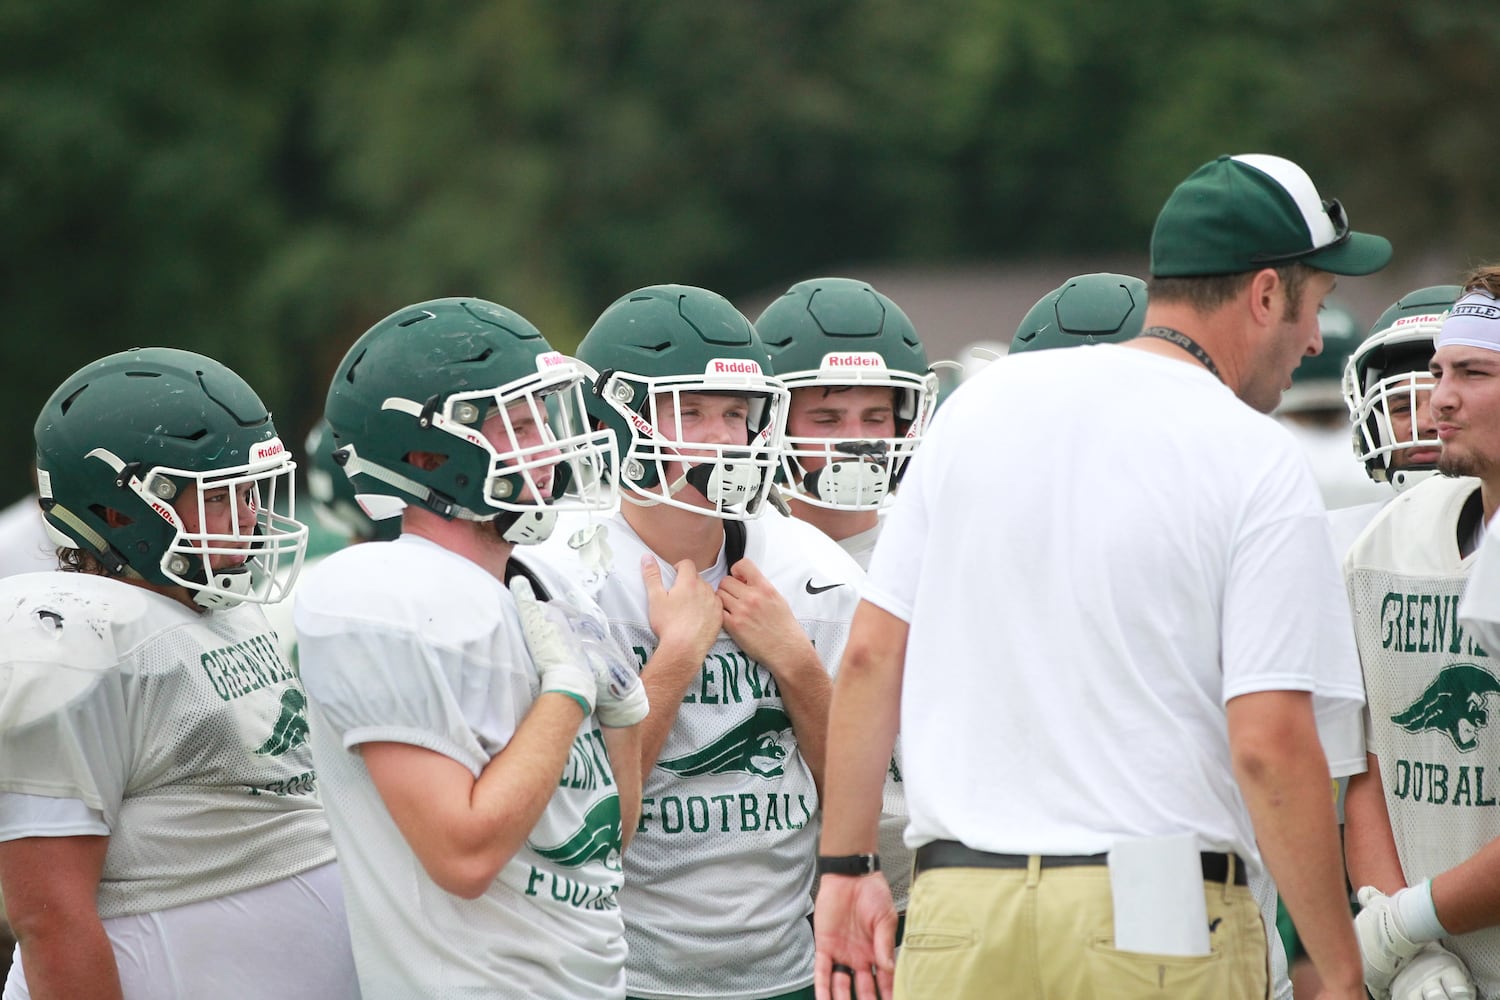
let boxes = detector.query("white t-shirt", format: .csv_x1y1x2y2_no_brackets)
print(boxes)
294,535,627,1000
533,511,862,1000
866,345,1366,863
1347,475,1500,991
0,572,351,999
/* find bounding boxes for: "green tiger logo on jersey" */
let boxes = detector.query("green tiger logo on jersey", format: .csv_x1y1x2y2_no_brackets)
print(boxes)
1391,663,1500,752
530,796,623,870
254,688,310,756
657,706,792,779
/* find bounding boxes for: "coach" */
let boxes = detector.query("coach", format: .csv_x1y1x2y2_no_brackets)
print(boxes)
812,154,1389,1000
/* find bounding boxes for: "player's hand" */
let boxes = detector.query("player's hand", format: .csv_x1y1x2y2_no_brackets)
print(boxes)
1387,942,1476,1000
510,576,594,715
814,873,897,1000
718,558,816,674
1356,886,1429,997
641,555,722,662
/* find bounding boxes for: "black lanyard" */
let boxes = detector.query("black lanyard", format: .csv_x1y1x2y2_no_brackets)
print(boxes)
1138,326,1223,383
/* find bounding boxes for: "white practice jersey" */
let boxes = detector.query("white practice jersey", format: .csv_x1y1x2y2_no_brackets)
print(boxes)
0,572,335,918
535,511,862,1000
294,535,627,1000
1346,475,1500,992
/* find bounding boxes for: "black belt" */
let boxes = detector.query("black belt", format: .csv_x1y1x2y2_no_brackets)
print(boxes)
913,840,1247,886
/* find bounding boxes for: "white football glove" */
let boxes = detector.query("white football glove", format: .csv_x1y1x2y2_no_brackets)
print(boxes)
510,576,595,715
1387,941,1476,1000
1357,886,1432,997
557,602,649,728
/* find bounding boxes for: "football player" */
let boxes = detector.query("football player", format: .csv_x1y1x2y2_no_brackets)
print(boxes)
755,276,939,948
0,348,357,999
1329,286,1457,553
1345,270,1500,999
1008,272,1147,353
292,297,646,999
533,284,863,1000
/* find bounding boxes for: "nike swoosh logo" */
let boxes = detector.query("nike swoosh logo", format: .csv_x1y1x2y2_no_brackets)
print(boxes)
805,580,843,595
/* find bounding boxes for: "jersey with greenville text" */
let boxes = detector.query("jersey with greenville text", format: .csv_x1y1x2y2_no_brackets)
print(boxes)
293,535,626,1000
1346,475,1500,991
535,511,862,1000
0,572,334,918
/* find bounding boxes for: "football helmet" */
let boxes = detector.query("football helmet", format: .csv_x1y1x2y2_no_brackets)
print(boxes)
1010,273,1147,353
303,419,399,543
1344,285,1458,491
34,347,306,609
325,297,616,544
755,277,937,510
579,284,788,520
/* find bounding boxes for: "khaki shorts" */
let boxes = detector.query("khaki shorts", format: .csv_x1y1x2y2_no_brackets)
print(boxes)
895,856,1268,1000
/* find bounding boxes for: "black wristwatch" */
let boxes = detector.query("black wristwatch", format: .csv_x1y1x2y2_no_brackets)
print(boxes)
817,853,881,876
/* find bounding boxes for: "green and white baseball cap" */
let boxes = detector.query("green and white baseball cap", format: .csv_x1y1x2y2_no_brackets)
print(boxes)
1150,154,1392,278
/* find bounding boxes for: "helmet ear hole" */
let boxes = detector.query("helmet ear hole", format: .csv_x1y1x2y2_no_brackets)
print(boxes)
93,504,134,528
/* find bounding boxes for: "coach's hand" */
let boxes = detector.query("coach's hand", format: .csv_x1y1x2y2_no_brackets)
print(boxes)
814,873,897,1000
510,576,595,716
1356,886,1432,997
1386,942,1476,1000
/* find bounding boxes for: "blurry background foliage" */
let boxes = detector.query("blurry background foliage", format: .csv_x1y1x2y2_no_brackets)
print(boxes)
2,0,1498,504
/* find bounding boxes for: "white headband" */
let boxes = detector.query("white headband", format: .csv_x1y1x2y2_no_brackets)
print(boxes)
1438,289,1500,353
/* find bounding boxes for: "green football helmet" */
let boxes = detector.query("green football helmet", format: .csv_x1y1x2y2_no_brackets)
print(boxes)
34,347,307,609
1010,273,1147,353
303,419,400,543
755,277,938,511
326,297,616,544
1277,298,1363,414
1343,285,1457,491
578,284,788,520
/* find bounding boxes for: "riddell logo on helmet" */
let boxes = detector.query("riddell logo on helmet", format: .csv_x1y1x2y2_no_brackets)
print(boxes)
821,353,883,370
252,439,286,463
149,500,176,523
706,359,762,375
1392,313,1447,328
536,351,570,370
627,412,656,438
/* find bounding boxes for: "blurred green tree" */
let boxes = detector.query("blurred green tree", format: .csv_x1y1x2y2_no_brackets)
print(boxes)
1,0,1496,511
